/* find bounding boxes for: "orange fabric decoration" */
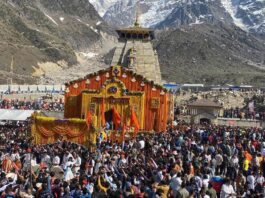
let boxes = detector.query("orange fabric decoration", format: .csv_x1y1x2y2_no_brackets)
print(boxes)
131,109,139,138
112,107,121,129
86,111,92,128
101,100,106,127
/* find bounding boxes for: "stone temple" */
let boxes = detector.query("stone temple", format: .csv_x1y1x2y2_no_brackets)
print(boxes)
111,17,162,84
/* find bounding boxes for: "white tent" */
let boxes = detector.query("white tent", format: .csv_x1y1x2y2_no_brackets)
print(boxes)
37,85,46,92
53,85,62,92
45,85,54,92
0,109,35,121
0,85,9,93
10,85,19,92
29,85,38,92
19,85,29,92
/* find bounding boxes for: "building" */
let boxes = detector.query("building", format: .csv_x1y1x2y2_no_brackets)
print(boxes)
111,16,162,84
64,66,169,132
187,99,223,124
31,18,169,147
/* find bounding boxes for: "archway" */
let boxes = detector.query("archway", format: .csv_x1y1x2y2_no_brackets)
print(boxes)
200,118,211,124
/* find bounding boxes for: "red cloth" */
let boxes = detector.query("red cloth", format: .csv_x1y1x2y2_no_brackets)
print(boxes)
86,111,92,128
101,100,106,127
131,109,139,138
112,107,121,129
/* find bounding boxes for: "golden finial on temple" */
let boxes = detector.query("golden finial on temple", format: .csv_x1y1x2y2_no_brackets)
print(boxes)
134,6,141,27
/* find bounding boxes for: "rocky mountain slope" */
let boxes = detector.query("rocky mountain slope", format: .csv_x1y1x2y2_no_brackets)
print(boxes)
0,0,116,84
155,23,265,86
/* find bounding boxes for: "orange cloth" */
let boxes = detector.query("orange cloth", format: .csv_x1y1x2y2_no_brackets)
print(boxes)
2,158,12,173
112,107,121,129
244,151,252,162
131,109,139,138
86,111,92,128
101,100,106,127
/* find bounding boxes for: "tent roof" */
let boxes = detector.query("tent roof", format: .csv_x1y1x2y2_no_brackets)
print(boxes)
0,109,35,121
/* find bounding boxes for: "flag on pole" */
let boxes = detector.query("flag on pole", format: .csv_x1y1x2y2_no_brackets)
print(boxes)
112,107,121,129
101,100,106,128
86,111,92,128
131,109,139,139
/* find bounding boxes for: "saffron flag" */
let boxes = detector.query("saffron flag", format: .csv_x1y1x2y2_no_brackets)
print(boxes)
120,124,127,143
101,100,106,127
86,111,92,128
112,107,121,129
131,109,139,138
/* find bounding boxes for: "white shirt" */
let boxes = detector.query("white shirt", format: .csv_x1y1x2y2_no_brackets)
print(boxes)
10,153,20,161
63,153,73,164
256,175,264,185
170,175,182,191
220,184,236,198
247,175,255,190
75,156,82,167
53,156,60,165
139,140,145,149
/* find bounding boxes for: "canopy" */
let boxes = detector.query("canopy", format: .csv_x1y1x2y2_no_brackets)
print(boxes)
10,85,19,92
0,109,35,121
19,85,29,92
53,85,62,92
0,85,8,93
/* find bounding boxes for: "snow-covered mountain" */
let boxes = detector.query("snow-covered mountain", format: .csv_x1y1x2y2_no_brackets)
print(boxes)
89,0,265,34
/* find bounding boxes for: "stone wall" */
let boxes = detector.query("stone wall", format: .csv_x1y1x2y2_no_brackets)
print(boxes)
217,118,263,128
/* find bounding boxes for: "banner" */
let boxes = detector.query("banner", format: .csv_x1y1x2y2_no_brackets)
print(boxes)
112,107,121,129
101,100,106,127
131,109,139,138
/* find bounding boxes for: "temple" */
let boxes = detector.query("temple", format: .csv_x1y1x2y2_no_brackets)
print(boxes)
31,16,169,148
111,13,162,84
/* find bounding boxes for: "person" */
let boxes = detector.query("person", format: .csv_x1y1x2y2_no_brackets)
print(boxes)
64,157,75,182
206,184,217,198
176,182,189,198
246,171,255,193
220,178,236,198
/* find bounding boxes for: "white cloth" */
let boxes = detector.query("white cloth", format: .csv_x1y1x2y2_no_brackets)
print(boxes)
41,155,51,164
64,161,74,181
220,184,236,198
10,153,20,161
247,175,255,190
139,140,145,149
73,156,82,175
256,175,264,185
63,153,73,164
53,156,60,165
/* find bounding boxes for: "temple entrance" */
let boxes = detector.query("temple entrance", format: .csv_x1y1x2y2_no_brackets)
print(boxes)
105,109,114,130
200,118,211,124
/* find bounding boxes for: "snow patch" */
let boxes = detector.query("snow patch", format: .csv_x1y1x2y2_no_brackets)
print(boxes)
44,13,58,26
220,0,247,31
79,52,98,59
60,17,64,22
96,21,102,26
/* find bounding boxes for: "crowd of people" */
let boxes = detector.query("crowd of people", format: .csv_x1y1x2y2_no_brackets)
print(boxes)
0,121,264,197
222,108,265,121
0,98,64,112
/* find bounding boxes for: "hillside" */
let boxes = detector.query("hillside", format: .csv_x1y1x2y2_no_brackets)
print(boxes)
156,23,265,86
0,0,115,84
